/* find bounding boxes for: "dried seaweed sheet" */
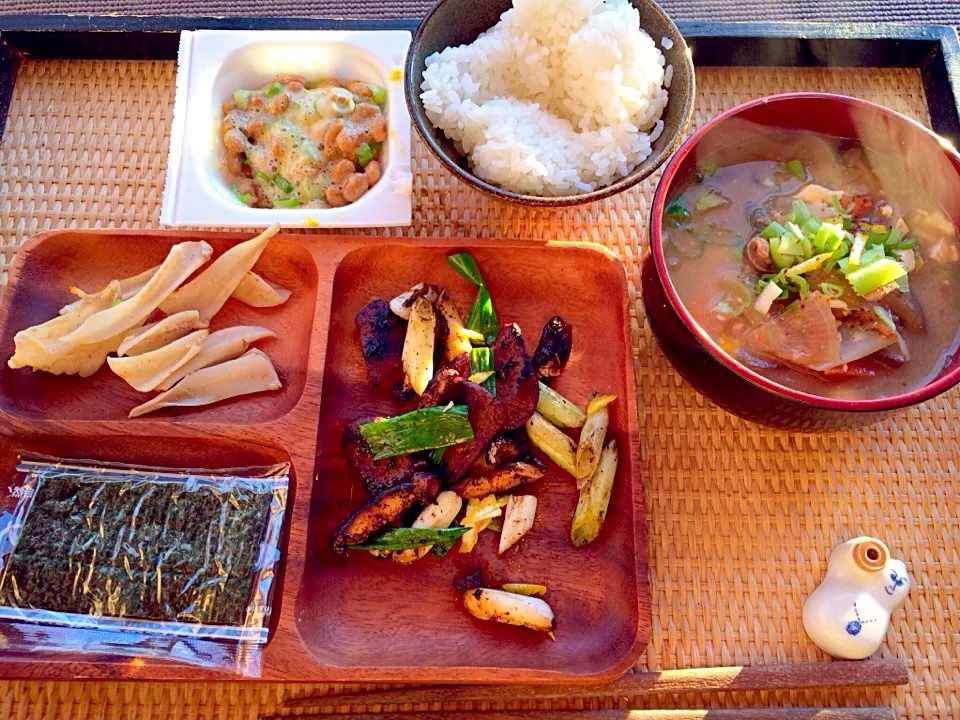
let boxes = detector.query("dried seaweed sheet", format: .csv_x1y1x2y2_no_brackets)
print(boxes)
0,458,288,657
0,473,269,626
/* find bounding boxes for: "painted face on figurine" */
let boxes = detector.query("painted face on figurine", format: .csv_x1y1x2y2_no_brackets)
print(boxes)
803,537,909,660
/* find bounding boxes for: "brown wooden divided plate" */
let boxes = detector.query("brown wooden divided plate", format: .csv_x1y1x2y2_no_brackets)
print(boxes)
0,230,649,683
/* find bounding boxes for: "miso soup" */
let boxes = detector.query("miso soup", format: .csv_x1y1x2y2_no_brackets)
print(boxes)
662,130,960,400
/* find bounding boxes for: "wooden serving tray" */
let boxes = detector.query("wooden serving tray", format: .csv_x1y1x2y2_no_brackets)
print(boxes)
0,230,649,683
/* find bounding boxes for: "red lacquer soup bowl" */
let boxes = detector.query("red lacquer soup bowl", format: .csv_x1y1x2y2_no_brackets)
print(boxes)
642,93,960,430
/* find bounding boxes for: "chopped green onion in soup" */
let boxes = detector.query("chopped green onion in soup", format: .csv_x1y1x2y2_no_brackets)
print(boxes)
819,282,845,298
664,198,691,226
694,188,730,213
711,276,752,317
784,158,806,180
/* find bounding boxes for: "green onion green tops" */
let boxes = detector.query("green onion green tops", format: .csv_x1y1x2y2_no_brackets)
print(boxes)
347,526,467,556
447,252,499,344
359,405,474,460
469,346,496,395
465,285,498,344
757,198,917,299
446,252,485,287
273,174,294,194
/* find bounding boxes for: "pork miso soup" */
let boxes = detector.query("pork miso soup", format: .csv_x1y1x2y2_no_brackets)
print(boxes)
663,131,960,400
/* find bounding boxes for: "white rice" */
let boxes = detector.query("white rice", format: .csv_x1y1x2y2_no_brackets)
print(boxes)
661,36,674,50
664,64,674,89
420,0,669,196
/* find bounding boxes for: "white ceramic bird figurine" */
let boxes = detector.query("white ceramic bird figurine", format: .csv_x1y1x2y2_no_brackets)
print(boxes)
802,537,909,660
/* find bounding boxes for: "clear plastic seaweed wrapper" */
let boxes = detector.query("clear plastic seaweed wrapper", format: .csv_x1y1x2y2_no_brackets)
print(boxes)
0,454,289,676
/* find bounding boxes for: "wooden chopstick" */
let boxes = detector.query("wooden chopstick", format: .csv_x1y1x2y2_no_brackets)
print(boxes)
281,658,908,710
263,708,895,720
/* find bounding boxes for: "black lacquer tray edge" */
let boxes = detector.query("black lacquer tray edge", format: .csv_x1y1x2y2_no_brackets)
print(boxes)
0,18,956,147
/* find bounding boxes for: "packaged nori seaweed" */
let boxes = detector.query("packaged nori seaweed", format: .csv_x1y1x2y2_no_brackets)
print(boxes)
0,455,289,675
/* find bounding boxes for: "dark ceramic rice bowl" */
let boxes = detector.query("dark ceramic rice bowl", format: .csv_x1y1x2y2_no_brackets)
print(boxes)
404,0,695,206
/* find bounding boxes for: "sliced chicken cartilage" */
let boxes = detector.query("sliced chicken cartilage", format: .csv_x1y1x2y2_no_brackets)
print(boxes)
59,264,161,315
231,271,291,308
61,241,213,346
159,224,280,323
9,281,121,373
128,348,281,418
156,325,276,391
117,310,204,357
39,328,132,378
108,329,209,392
116,264,163,300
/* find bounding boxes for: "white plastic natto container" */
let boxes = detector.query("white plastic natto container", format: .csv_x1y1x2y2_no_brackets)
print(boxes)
161,30,413,228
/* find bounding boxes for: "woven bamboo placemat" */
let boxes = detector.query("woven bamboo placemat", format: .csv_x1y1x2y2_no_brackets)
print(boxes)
0,60,956,719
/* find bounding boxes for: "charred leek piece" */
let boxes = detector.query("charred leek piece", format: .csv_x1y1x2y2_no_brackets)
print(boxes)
447,252,497,343
359,405,474,460
525,412,578,477
536,381,586,428
402,296,436,395
575,393,612,483
390,283,439,320
370,491,464,564
462,588,556,632
436,291,472,360
457,327,487,343
398,491,464,562
498,494,537,554
571,439,619,547
501,583,547,596
348,526,467,551
470,347,496,395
